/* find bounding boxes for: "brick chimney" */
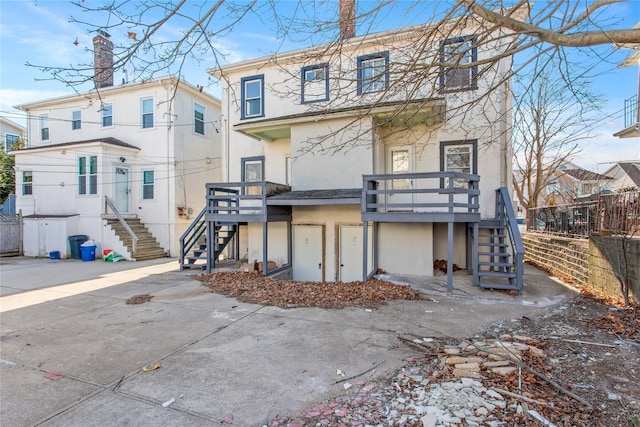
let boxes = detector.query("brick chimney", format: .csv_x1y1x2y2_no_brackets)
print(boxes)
93,30,114,88
339,0,356,40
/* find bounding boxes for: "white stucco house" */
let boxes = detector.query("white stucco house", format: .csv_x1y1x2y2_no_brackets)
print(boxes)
13,33,221,260
182,1,525,292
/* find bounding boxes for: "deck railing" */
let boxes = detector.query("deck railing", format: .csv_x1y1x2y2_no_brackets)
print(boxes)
205,182,291,219
496,187,524,291
624,94,638,128
362,171,480,216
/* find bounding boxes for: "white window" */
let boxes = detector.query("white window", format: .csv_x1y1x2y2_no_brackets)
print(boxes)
79,155,98,195
241,75,264,119
194,103,205,135
22,171,32,195
141,98,153,128
441,141,477,188
101,104,113,127
40,115,49,140
142,170,154,199
72,110,81,130
357,53,388,94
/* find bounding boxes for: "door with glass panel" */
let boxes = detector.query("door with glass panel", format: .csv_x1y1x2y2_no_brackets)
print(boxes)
386,145,414,210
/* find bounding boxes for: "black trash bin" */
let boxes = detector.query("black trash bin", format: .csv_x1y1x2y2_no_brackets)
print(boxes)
68,235,89,259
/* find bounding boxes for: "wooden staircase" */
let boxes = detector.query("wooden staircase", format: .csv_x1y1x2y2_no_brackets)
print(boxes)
473,188,525,293
477,219,518,289
105,217,166,261
181,223,237,270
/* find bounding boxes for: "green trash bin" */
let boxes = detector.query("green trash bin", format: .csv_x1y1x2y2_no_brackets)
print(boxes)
68,235,88,259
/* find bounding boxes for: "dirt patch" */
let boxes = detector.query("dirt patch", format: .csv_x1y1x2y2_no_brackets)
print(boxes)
125,294,153,305
194,271,421,308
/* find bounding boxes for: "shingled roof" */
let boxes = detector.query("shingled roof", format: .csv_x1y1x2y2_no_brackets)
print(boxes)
563,168,613,181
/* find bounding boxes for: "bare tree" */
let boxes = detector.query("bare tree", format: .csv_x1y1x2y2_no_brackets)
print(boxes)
511,66,603,210
27,1,640,90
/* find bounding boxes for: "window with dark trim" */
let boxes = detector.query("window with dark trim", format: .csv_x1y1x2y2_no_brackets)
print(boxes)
101,104,113,127
439,36,477,92
357,52,389,95
22,171,32,195
301,64,329,103
440,140,477,188
79,155,98,195
241,156,264,195
72,110,81,130
241,75,264,119
142,170,154,199
194,103,205,135
40,114,49,141
141,98,154,128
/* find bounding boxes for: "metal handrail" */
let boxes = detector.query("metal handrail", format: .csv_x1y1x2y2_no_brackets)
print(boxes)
179,206,207,268
104,196,138,256
497,187,524,290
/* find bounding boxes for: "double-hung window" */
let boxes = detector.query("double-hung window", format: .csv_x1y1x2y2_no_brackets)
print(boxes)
78,155,98,195
357,52,389,95
301,64,329,103
440,140,477,188
241,75,264,119
5,134,19,151
22,171,33,195
194,103,205,135
40,114,49,141
72,110,81,130
440,36,477,91
142,170,154,199
101,104,113,127
141,98,154,128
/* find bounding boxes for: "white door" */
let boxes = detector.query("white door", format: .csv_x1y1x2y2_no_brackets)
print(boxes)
339,226,373,282
293,225,323,281
386,145,414,210
114,166,129,213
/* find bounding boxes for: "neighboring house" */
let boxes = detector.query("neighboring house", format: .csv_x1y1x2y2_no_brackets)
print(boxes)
183,1,526,292
613,23,639,139
0,117,25,213
12,32,221,260
542,161,613,205
0,116,26,152
604,161,640,191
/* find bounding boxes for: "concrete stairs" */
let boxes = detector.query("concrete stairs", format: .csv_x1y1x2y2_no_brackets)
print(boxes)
105,218,166,261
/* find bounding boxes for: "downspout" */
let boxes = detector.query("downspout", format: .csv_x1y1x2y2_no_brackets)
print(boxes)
166,84,172,256
224,85,230,181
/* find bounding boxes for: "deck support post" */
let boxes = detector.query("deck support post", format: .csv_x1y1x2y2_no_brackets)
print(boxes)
447,221,454,292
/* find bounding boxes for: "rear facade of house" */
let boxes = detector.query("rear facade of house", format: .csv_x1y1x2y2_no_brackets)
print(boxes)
183,11,524,291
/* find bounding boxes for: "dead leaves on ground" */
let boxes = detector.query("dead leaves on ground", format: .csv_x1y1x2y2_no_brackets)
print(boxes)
194,271,421,309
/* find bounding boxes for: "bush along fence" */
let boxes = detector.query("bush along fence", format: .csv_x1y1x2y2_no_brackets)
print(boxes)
525,191,639,305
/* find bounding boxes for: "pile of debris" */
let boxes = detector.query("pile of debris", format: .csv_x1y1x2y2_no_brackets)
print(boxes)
195,271,421,308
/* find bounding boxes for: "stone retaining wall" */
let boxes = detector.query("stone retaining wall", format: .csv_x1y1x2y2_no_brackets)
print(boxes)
523,233,640,303
589,235,640,304
522,234,589,287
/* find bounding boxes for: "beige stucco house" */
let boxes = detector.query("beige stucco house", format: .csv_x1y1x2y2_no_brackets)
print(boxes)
182,3,525,292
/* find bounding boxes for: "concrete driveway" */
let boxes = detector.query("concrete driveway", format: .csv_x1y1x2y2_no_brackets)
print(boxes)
0,257,576,426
